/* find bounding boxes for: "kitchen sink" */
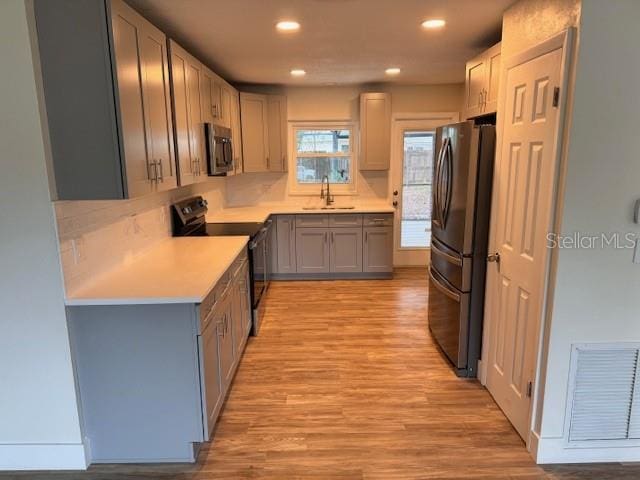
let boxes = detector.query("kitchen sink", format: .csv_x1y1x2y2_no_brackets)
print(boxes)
302,206,356,210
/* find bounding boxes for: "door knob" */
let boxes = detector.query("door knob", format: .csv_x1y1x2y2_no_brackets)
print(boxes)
487,252,501,272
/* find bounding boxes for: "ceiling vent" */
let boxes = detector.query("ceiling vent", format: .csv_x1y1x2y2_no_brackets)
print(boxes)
568,345,640,443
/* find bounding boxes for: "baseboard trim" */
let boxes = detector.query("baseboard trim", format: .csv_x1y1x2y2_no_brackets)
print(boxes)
271,272,393,280
0,443,87,470
535,436,640,464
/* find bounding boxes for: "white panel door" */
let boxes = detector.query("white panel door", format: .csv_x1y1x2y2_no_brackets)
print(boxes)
486,46,563,440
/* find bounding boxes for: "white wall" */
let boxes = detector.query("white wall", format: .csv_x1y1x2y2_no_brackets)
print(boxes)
226,84,463,206
0,0,85,469
56,181,226,295
534,0,640,462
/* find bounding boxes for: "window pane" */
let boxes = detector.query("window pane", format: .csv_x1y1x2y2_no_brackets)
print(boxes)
400,131,434,248
296,156,351,183
296,130,350,154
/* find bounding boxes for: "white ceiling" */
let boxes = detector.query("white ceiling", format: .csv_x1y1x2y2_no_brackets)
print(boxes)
127,0,515,86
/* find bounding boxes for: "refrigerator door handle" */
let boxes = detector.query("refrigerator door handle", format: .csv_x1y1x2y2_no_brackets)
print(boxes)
433,139,446,228
440,138,453,228
429,267,461,302
431,238,462,266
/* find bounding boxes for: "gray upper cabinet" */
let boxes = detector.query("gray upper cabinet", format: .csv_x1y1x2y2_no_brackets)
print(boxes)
464,42,501,119
296,228,331,274
359,92,391,171
363,226,393,273
267,95,288,172
34,0,176,200
169,40,207,185
276,215,296,274
330,227,363,273
240,93,270,172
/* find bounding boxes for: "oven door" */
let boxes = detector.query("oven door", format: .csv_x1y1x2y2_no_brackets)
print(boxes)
251,232,267,306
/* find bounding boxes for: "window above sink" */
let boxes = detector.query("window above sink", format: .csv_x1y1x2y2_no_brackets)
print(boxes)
288,121,358,196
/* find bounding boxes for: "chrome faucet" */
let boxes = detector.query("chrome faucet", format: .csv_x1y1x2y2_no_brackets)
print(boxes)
320,175,334,206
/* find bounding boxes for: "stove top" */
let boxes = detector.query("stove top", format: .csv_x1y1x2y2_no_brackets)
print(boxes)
204,222,264,238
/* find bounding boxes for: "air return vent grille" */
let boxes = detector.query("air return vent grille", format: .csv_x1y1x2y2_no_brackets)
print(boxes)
569,346,640,442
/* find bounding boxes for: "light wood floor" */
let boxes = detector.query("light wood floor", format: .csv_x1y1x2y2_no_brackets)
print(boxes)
7,268,640,479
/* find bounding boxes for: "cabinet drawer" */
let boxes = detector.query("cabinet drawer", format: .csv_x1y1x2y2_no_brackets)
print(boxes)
329,214,363,227
363,213,393,227
295,214,329,228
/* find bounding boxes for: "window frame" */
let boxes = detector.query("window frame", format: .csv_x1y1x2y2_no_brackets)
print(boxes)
287,121,358,195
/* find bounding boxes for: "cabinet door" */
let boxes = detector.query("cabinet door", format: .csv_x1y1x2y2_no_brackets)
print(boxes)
201,317,222,439
169,41,198,185
363,226,393,273
229,89,243,175
110,1,153,198
186,59,206,181
137,21,176,191
220,85,232,129
276,215,296,274
200,67,215,125
359,93,391,171
267,95,287,172
240,93,269,172
296,228,330,274
330,227,363,273
484,43,501,114
464,57,485,119
217,293,235,390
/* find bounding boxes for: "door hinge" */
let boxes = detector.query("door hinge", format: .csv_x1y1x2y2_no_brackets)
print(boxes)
552,87,560,107
526,381,533,398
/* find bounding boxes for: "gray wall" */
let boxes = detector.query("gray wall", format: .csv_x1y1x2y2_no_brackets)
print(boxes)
0,0,84,470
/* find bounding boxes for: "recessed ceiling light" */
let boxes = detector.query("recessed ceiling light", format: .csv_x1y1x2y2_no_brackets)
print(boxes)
290,69,306,77
276,20,300,32
421,19,446,29
385,67,401,76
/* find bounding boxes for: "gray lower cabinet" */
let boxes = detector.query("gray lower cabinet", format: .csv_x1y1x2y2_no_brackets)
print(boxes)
67,249,251,464
296,227,331,274
330,227,363,273
275,215,296,274
200,312,223,440
273,213,393,278
363,226,394,273
217,289,235,390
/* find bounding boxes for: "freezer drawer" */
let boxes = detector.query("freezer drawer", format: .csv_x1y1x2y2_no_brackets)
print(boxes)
429,237,472,292
428,266,470,371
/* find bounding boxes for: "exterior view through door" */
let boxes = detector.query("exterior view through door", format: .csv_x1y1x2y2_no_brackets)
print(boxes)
391,115,458,266
483,31,572,443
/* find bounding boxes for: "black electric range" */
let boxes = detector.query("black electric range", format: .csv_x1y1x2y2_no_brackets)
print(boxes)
171,196,272,335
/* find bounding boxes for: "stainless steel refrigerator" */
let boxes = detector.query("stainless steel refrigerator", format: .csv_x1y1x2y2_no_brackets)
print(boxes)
428,121,495,377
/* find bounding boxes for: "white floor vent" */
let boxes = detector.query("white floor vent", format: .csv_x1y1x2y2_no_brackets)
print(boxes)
568,345,640,443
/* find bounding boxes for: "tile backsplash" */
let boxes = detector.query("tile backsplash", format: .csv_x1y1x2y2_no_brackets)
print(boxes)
56,180,225,295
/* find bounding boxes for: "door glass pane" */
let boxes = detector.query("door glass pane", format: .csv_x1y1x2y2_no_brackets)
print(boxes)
401,131,434,248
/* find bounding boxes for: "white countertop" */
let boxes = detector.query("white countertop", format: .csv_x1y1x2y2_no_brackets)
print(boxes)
207,203,395,223
65,237,249,306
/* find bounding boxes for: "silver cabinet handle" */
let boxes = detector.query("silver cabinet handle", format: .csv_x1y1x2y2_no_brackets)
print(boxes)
266,157,270,169
157,158,164,183
331,231,334,243
282,156,285,170
478,91,483,108
365,232,368,243
324,231,328,243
